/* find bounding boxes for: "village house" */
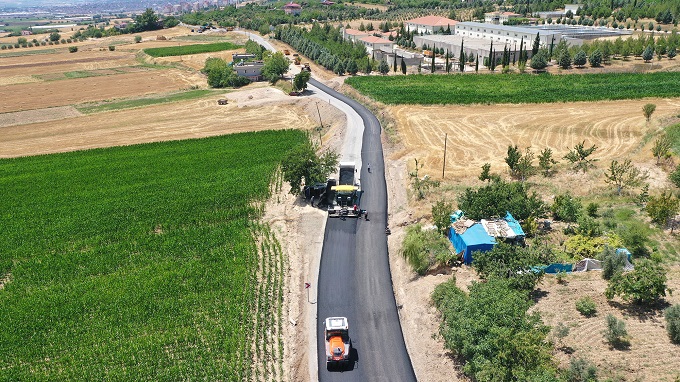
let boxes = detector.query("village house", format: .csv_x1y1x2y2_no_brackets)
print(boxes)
234,61,264,81
484,11,522,25
283,2,302,16
358,35,393,53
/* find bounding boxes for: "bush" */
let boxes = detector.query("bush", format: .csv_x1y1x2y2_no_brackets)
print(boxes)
472,242,549,290
605,258,668,304
603,314,629,348
109,45,116,51
566,357,598,382
601,247,627,280
401,224,454,275
665,304,680,343
551,193,582,222
68,46,78,53
134,35,142,43
575,296,597,317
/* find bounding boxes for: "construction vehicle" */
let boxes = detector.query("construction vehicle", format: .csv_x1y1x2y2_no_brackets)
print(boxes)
325,317,351,367
301,63,311,72
283,49,290,55
327,162,365,218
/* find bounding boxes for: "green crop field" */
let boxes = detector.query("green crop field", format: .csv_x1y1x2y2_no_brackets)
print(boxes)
345,72,680,105
0,130,305,381
143,42,243,57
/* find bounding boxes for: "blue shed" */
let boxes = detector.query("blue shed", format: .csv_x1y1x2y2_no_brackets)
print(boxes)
448,223,496,265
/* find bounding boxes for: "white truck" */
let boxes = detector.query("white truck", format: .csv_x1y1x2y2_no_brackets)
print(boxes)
325,316,351,367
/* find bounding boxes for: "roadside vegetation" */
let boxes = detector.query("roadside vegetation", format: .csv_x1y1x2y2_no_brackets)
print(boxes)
0,130,306,380
144,41,242,57
75,89,219,114
346,72,680,105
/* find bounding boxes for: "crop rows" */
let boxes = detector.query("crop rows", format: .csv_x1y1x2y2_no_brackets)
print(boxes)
345,72,680,105
143,42,243,57
0,130,306,380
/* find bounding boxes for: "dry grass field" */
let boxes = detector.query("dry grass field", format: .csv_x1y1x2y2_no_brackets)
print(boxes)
389,99,680,187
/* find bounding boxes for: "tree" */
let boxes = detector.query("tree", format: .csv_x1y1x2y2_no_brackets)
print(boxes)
49,31,61,41
378,59,389,75
605,258,668,305
558,49,572,69
532,32,541,55
551,192,582,223
652,135,672,164
566,358,598,382
262,51,290,83
564,141,597,173
134,35,142,43
515,147,536,181
292,70,311,91
280,141,338,195
134,8,160,32
345,60,358,76
538,147,557,177
393,52,397,72
202,57,250,88
432,200,454,236
68,46,78,53
642,44,654,62
458,179,547,221
646,191,679,228
573,50,587,67
333,60,345,75
472,242,549,290
665,304,680,343
505,145,521,176
529,50,548,71
642,103,656,122
670,165,680,188
363,59,372,75
401,224,453,275
588,49,602,67
459,40,465,72
603,314,630,349
400,57,406,74
409,158,440,200
601,246,628,280
604,159,647,195
479,163,492,182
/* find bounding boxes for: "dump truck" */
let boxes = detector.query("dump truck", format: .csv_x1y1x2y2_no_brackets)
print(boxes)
325,317,351,367
301,63,311,72
327,162,366,218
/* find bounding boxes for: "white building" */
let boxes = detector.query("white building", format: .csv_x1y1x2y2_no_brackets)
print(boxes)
359,36,393,53
342,28,368,43
455,22,561,48
405,15,457,34
484,11,522,25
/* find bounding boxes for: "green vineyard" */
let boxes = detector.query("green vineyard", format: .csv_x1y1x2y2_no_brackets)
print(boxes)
0,130,305,381
143,42,243,57
346,72,680,105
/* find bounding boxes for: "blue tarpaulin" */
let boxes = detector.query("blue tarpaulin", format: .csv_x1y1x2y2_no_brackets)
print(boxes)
449,223,496,265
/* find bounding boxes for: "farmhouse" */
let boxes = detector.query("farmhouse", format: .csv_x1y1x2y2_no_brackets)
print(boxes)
455,21,562,48
234,61,264,81
359,36,393,53
342,28,368,43
484,11,522,25
283,2,302,15
405,15,457,34
448,211,525,264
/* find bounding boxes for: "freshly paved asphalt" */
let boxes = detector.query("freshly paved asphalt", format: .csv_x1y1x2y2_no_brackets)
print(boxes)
313,80,417,382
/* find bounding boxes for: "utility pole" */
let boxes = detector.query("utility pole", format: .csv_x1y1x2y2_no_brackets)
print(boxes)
315,102,323,145
442,133,447,179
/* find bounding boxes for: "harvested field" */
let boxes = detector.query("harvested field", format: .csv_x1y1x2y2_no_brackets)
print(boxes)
0,88,318,158
0,50,138,77
532,269,680,382
390,98,680,181
0,69,204,113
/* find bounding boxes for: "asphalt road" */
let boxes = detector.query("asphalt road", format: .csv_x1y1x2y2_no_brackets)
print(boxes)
313,79,417,382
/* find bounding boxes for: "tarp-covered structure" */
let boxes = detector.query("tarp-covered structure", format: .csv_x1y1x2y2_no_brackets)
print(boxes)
449,211,525,264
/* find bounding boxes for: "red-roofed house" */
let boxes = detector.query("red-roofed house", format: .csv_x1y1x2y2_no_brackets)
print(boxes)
283,2,302,15
342,28,368,43
484,11,522,25
359,35,393,53
405,15,457,34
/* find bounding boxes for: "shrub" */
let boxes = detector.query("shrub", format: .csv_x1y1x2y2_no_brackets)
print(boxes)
68,46,78,53
575,296,597,317
566,357,598,382
134,35,142,43
605,258,668,304
601,247,627,280
401,224,454,275
551,193,582,222
603,314,629,348
109,45,116,51
665,304,680,343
